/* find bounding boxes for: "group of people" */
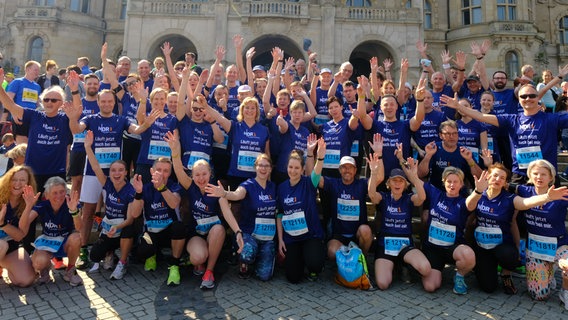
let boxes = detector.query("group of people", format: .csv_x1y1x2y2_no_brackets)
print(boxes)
0,35,567,311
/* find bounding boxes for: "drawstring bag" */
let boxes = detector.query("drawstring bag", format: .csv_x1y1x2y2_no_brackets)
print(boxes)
334,241,373,290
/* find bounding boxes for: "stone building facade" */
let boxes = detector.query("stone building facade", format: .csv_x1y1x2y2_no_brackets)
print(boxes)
1,0,568,83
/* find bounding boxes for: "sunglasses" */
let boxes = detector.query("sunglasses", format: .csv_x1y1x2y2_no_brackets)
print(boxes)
192,107,204,112
175,67,184,71
519,94,537,99
43,98,61,103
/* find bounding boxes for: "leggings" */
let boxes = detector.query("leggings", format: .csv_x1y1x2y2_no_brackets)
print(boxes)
284,238,325,284
474,243,520,293
526,244,568,300
137,222,186,266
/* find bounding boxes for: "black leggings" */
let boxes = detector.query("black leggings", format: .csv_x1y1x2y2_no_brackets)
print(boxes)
136,221,186,265
474,243,520,293
284,238,325,284
89,225,134,262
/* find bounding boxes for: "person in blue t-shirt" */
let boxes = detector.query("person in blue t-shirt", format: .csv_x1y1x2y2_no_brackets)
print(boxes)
83,131,136,280
164,131,241,289
515,160,568,306
206,153,277,281
0,166,37,287
421,167,475,295
276,137,326,283
6,61,41,145
368,149,431,290
318,154,372,261
21,177,83,286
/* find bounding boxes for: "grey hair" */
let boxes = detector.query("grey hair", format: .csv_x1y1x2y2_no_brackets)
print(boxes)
43,176,68,194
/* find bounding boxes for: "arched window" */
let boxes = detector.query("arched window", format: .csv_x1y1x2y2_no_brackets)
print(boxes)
462,0,482,25
560,16,568,44
424,1,432,29
505,51,519,79
346,0,371,7
29,37,44,62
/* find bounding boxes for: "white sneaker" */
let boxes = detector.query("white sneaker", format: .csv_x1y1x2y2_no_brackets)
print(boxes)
560,289,568,311
88,262,100,274
110,261,126,280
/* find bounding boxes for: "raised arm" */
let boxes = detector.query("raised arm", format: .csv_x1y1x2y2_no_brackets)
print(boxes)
418,141,437,178
397,58,409,104
84,130,108,186
161,42,180,91
466,170,488,211
176,67,191,121
367,140,384,205
233,35,247,83
403,157,425,206
409,78,427,131
202,96,231,133
440,93,499,127
369,57,380,101
537,64,568,100
163,131,192,190
513,185,568,210
245,47,255,85
0,70,24,121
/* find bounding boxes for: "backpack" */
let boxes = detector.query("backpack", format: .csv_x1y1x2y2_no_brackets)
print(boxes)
334,241,374,290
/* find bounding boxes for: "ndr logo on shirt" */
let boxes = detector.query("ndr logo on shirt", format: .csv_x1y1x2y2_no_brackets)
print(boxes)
283,196,296,205
243,130,257,138
519,123,535,130
97,125,113,133
42,123,58,133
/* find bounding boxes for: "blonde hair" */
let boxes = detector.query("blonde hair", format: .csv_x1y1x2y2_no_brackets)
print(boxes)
442,166,465,184
7,143,27,160
0,166,37,218
237,97,260,122
527,159,556,186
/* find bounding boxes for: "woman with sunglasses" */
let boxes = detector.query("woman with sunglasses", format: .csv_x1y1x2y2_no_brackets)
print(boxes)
176,68,224,173
205,153,277,281
440,64,568,183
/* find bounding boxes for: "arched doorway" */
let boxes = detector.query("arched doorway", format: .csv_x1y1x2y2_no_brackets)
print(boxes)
244,35,304,70
147,34,198,64
349,40,393,82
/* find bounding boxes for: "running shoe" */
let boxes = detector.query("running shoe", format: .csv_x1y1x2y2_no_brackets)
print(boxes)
52,257,66,270
238,263,252,279
193,264,205,276
144,255,157,272
63,266,83,287
76,247,90,270
560,289,568,311
167,265,180,286
37,268,52,284
200,270,215,289
110,261,126,280
306,272,318,282
502,275,517,295
453,273,468,295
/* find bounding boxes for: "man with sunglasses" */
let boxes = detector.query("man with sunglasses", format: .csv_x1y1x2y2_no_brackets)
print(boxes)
441,64,568,183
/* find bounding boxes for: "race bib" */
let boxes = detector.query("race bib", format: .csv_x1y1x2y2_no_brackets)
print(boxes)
527,233,557,262
22,87,39,103
213,132,229,150
237,150,260,172
384,236,411,256
252,217,276,241
323,149,341,169
469,147,479,163
100,216,124,238
487,136,494,153
314,114,330,126
0,229,12,241
474,226,503,250
196,215,221,235
282,211,308,236
74,131,86,143
148,140,171,160
95,147,121,169
187,151,210,169
428,221,456,246
350,140,359,157
337,198,359,221
33,234,64,253
515,146,542,169
146,218,173,233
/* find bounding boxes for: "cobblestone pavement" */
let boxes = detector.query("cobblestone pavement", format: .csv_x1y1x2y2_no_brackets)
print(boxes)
2,257,568,320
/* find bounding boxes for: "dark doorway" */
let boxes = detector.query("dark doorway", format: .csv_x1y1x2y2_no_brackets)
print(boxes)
244,34,304,71
349,40,393,83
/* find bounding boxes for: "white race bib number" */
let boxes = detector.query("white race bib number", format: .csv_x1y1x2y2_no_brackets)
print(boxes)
281,211,308,236
428,221,456,246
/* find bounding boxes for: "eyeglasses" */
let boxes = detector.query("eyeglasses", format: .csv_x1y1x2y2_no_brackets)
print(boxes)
519,94,538,99
441,132,458,137
125,81,138,87
43,98,61,103
192,107,204,112
256,164,271,168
